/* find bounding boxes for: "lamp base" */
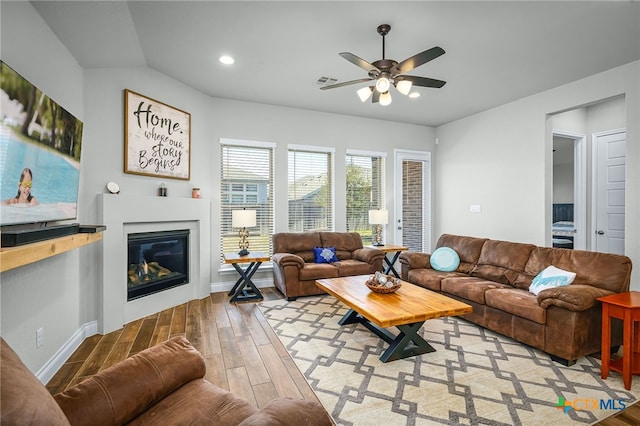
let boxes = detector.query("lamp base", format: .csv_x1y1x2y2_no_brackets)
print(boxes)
238,248,250,256
373,242,385,247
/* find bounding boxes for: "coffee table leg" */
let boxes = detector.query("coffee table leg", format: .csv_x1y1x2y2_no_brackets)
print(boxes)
381,322,434,362
337,309,435,362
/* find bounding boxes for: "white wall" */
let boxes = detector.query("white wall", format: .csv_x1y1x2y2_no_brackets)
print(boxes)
434,62,640,289
1,2,434,371
1,2,86,373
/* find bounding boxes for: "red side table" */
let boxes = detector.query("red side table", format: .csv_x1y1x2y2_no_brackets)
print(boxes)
598,291,640,390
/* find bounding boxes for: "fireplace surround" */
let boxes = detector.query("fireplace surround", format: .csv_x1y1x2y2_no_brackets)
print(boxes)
99,194,210,333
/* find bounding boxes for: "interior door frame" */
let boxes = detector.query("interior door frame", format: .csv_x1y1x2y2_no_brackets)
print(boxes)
393,149,432,252
552,129,586,250
590,128,626,252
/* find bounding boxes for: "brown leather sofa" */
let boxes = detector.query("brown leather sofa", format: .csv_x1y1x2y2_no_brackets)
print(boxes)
400,234,632,365
1,335,333,425
272,232,384,300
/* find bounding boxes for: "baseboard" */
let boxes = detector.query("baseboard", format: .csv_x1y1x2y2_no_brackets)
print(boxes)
210,276,274,294
36,321,99,384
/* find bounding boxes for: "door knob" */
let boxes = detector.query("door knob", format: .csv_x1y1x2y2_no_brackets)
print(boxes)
597,230,605,235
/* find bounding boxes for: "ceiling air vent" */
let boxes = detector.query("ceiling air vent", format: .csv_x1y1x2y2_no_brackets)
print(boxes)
315,76,339,87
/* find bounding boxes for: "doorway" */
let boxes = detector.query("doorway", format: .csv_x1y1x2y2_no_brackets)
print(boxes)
552,130,586,250
394,150,431,252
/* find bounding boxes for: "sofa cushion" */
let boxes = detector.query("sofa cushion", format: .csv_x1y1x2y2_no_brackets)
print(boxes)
441,276,511,305
528,265,576,295
1,338,71,426
518,247,632,293
313,247,338,263
471,239,535,286
333,259,371,276
430,247,460,272
299,263,339,281
435,234,488,274
407,269,465,291
273,232,322,255
485,288,546,324
319,232,363,259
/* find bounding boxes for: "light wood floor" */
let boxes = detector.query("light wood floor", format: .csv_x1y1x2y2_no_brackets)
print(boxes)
46,288,640,425
46,288,321,411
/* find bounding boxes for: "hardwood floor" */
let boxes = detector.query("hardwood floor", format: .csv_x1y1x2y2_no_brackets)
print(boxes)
46,288,640,425
46,288,321,410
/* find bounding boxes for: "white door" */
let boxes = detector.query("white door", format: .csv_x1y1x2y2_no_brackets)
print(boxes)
594,129,626,255
394,150,431,252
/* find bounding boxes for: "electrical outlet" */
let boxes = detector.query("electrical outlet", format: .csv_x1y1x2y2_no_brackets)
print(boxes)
36,327,43,349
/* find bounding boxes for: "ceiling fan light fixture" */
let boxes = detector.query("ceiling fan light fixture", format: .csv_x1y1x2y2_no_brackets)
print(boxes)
357,86,373,102
395,80,412,96
379,91,392,106
375,76,391,93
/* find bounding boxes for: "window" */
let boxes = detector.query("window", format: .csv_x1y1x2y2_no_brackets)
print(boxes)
220,139,274,259
288,145,334,232
346,150,386,240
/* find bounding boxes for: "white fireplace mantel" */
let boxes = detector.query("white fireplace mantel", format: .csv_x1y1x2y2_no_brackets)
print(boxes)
99,194,211,334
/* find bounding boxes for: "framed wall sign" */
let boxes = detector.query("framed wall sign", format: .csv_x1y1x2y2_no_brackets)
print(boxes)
124,89,191,180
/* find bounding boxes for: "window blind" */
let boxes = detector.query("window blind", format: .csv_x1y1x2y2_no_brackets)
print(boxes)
346,152,385,241
288,147,334,232
220,141,274,259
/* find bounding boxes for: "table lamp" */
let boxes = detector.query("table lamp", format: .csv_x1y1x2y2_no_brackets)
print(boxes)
368,209,388,246
232,209,256,256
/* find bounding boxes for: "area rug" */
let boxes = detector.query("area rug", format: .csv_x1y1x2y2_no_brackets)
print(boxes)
258,296,640,425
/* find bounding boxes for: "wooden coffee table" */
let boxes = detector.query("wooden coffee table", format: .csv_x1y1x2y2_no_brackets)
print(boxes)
316,275,472,362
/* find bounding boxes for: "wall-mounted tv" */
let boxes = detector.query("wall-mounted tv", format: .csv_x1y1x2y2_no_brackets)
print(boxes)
0,61,83,228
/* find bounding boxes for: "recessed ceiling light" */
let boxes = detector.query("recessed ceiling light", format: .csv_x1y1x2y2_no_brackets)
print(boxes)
409,92,420,99
219,55,234,65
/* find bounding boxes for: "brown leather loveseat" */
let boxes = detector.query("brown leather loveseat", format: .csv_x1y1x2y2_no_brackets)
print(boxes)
1,336,333,425
272,232,384,300
400,234,632,365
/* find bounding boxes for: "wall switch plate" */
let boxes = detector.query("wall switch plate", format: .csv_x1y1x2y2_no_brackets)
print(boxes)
36,327,43,349
470,204,482,213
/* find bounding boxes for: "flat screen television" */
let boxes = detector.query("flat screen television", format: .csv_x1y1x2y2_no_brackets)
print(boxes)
0,61,83,228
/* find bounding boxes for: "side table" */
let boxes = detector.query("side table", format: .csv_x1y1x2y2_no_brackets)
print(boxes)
598,291,640,390
224,252,270,303
366,244,409,278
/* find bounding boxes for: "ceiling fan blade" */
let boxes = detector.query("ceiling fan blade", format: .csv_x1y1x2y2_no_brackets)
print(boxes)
396,75,446,88
320,78,373,90
339,52,380,74
392,46,445,75
372,90,380,103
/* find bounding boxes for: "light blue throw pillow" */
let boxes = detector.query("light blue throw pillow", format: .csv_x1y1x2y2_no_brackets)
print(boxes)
430,247,460,272
529,265,576,295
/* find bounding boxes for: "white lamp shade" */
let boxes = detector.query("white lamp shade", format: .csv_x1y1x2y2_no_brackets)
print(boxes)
396,80,413,95
368,209,389,225
232,209,256,227
375,76,391,93
357,86,373,102
379,91,392,106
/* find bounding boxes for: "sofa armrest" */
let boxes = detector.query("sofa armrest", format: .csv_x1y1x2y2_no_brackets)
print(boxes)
239,398,333,426
272,253,305,269
353,247,384,264
537,284,616,312
55,336,205,426
399,251,432,270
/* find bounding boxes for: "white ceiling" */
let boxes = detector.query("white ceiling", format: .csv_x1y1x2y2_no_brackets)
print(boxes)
31,1,640,127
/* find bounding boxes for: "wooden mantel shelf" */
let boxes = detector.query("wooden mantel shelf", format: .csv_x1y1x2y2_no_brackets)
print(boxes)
0,232,103,272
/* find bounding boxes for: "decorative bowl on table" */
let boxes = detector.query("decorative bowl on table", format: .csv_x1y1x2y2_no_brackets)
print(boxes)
365,271,402,294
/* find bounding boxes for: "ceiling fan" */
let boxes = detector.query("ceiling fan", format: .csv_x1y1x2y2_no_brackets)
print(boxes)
320,24,446,106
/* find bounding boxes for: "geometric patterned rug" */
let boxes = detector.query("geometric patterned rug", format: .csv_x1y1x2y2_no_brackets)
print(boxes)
258,296,640,426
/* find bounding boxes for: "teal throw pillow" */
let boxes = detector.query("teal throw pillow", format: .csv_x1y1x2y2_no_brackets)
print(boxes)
529,265,576,295
430,247,460,272
314,246,338,263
